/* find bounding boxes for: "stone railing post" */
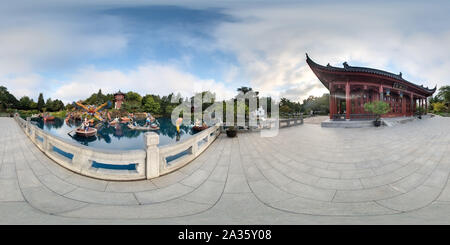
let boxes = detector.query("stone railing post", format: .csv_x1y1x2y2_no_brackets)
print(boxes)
43,135,51,152
30,123,36,140
71,151,89,172
300,113,304,124
26,117,31,134
206,131,211,143
27,118,36,142
145,132,160,179
192,135,199,156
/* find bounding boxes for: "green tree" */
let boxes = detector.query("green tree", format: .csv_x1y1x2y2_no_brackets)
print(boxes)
65,103,74,111
432,102,447,113
429,96,439,111
142,95,161,114
236,86,258,95
436,86,450,112
301,94,329,114
0,86,19,110
45,98,53,111
44,98,64,112
30,101,38,110
18,96,33,110
52,99,65,111
164,104,177,116
280,104,292,115
37,93,45,112
364,101,390,122
84,89,108,105
122,99,141,112
125,91,142,104
279,97,299,116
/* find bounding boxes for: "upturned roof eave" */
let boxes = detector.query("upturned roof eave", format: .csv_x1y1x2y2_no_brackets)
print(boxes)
306,54,437,95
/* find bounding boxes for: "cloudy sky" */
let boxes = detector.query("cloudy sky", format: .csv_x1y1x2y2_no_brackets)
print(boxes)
1,0,449,103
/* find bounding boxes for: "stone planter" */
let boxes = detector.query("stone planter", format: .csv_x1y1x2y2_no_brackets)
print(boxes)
373,120,381,127
226,129,237,137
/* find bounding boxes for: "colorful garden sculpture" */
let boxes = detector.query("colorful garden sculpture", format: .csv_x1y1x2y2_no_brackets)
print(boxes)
73,101,112,121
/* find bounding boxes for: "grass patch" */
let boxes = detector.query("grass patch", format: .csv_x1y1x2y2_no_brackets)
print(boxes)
49,110,67,118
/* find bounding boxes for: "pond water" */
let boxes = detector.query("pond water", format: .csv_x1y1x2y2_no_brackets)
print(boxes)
31,117,199,150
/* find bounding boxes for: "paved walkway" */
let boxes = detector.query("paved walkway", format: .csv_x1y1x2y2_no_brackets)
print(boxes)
1,116,450,224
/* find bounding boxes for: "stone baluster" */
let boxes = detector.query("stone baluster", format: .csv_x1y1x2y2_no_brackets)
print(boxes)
43,135,51,152
145,132,160,179
206,131,211,143
72,151,88,172
26,117,31,135
192,135,199,156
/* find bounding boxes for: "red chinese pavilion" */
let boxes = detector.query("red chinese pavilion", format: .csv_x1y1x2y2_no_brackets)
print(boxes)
114,91,125,110
306,54,436,120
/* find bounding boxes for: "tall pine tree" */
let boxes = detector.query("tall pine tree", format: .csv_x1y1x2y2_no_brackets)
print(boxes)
37,93,45,112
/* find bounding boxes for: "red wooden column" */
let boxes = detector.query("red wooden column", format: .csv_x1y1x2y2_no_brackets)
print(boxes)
329,83,334,119
410,93,414,116
414,98,417,113
425,97,428,114
402,95,406,116
346,81,350,119
379,85,383,101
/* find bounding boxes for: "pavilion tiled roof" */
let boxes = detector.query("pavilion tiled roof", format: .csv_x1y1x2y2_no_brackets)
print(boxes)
306,53,437,94
114,90,125,96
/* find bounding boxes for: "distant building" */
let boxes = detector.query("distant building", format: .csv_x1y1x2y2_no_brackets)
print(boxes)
114,91,125,109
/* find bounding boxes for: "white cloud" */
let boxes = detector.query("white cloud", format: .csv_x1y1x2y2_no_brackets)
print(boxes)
0,74,45,100
52,63,236,103
212,1,450,101
0,9,127,75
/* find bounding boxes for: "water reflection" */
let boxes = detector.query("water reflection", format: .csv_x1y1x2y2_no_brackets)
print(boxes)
32,117,198,150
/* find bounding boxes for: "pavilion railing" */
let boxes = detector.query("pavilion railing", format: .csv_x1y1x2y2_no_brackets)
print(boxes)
331,113,377,121
349,114,377,120
332,114,346,121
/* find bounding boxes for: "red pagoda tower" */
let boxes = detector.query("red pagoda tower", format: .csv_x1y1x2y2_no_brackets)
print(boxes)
114,91,125,110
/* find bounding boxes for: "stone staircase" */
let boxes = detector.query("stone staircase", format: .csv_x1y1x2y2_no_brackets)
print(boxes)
321,119,375,128
381,117,415,127
321,115,434,128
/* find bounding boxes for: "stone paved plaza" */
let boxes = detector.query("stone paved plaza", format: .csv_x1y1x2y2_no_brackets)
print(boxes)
1,116,450,224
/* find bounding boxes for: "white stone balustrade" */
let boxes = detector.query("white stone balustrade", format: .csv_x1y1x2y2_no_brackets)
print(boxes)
14,115,220,181
158,123,220,176
279,116,303,128
221,114,303,131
